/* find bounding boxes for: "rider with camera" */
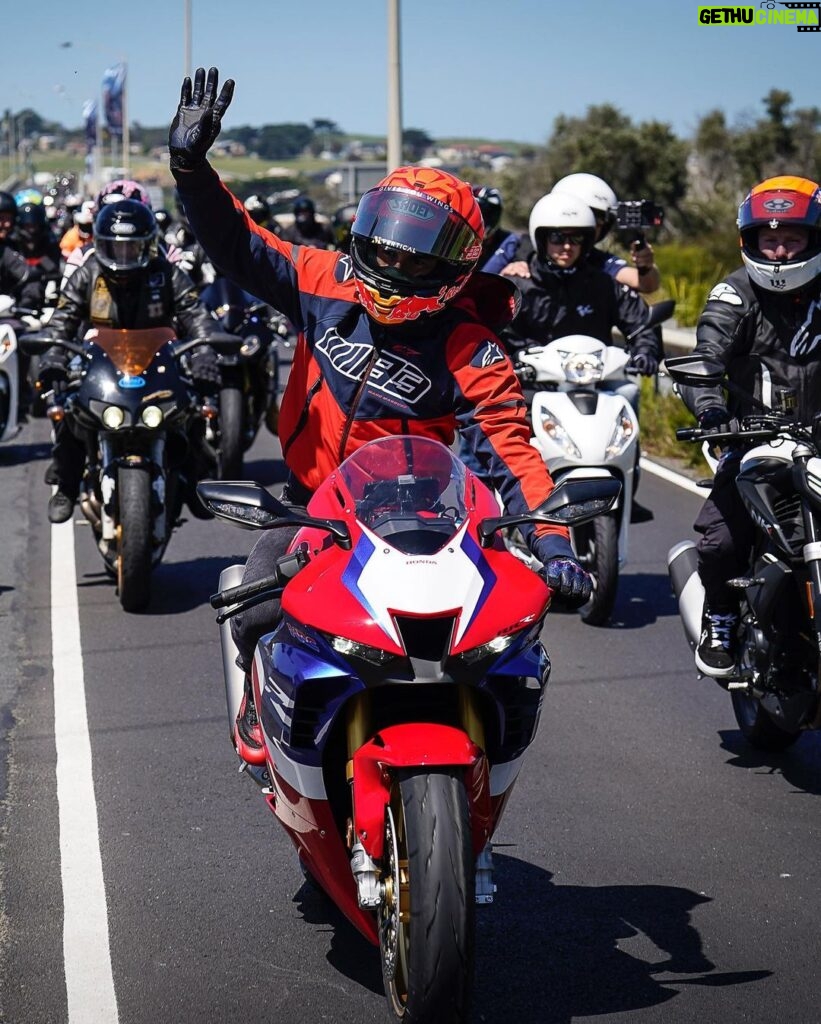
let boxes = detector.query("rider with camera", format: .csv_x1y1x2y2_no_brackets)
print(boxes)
168,67,594,761
38,198,221,524
679,175,821,676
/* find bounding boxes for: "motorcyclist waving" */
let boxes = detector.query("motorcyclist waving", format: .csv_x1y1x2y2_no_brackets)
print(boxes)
168,67,593,763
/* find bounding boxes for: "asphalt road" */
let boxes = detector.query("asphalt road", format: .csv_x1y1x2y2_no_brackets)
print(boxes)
0,418,819,1024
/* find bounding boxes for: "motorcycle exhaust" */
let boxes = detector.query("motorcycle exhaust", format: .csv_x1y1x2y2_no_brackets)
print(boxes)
218,564,247,735
668,541,704,651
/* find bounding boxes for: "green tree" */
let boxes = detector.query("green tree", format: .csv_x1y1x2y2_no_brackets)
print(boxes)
402,128,432,161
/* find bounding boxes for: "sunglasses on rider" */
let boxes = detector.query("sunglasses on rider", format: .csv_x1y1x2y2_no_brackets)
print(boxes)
547,230,586,246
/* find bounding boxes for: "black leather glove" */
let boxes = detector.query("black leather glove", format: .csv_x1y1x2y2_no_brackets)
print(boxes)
37,349,69,391
188,345,222,390
697,405,731,430
628,351,658,376
169,66,235,172
544,556,593,608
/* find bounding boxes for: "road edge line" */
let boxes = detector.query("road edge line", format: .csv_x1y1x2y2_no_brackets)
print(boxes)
51,517,119,1023
640,456,708,498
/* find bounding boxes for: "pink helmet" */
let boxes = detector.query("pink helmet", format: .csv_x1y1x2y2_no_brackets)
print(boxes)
96,179,152,210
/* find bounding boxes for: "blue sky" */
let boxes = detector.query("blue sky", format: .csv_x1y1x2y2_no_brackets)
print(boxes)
4,0,820,143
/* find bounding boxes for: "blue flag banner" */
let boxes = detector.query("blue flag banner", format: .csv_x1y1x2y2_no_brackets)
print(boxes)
101,63,126,137
82,99,98,151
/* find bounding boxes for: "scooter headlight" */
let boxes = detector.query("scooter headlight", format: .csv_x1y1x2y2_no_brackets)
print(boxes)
141,405,164,428
538,409,582,459
559,351,604,385
605,409,636,456
101,405,125,430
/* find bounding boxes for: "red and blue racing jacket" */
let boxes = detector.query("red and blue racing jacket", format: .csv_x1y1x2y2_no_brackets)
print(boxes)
173,164,572,560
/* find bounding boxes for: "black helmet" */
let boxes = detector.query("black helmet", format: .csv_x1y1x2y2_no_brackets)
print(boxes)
293,196,316,223
94,199,157,275
244,194,270,226
331,203,358,253
16,201,47,239
471,186,503,234
0,191,17,219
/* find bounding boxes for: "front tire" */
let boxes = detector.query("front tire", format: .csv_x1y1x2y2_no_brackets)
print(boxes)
217,385,244,480
117,466,154,612
575,511,619,626
731,692,802,751
379,769,474,1023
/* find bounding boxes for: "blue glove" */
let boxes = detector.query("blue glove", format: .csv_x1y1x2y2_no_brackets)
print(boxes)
169,66,235,172
628,351,658,376
545,556,593,607
697,406,730,430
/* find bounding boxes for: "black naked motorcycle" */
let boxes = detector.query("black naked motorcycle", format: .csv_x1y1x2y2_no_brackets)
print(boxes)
666,353,821,750
201,277,285,479
24,326,237,611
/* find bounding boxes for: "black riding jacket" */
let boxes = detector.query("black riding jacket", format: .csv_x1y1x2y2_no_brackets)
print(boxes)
45,254,215,342
0,243,43,310
680,267,821,425
505,253,659,358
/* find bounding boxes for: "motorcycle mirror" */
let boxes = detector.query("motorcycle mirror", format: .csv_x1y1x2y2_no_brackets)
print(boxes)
196,479,351,547
18,333,85,357
663,354,726,387
646,299,675,328
477,475,621,546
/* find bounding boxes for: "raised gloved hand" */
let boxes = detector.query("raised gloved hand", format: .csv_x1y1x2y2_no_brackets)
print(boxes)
169,66,235,172
697,405,731,430
628,351,659,376
544,556,593,607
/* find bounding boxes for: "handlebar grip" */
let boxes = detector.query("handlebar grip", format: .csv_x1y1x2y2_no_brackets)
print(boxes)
676,428,699,441
210,573,281,610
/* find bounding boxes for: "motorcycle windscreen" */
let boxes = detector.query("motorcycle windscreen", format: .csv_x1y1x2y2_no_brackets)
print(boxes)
336,436,467,554
89,326,177,376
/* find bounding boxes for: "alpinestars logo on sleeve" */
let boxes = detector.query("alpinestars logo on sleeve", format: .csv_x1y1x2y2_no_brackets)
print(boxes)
471,340,506,368
790,298,821,360
315,327,432,403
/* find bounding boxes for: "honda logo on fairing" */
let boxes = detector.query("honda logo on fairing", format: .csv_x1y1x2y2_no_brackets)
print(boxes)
315,327,432,403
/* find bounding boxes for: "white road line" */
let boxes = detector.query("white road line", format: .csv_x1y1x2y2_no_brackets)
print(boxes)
640,455,709,497
51,518,119,1023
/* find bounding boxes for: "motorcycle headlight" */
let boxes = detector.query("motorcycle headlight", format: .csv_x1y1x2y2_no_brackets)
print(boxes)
327,635,397,665
605,409,636,456
141,405,164,428
460,632,518,665
101,405,125,430
538,409,582,459
560,351,604,385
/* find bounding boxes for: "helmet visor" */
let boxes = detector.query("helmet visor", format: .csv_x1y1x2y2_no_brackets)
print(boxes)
95,234,151,272
352,187,481,264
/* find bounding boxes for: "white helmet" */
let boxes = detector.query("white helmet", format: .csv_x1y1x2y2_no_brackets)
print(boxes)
528,191,597,260
552,173,618,237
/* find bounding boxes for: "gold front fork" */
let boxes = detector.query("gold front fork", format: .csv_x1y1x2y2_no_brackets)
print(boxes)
458,685,486,751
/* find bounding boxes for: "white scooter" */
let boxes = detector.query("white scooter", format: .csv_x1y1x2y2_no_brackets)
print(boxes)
0,294,34,445
511,300,674,625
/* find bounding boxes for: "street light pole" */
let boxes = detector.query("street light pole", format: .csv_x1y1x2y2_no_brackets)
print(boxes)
387,0,403,173
183,0,192,79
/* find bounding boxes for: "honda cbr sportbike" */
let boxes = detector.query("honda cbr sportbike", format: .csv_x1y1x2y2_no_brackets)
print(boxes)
25,326,231,611
667,353,821,750
509,300,674,625
198,436,618,1022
